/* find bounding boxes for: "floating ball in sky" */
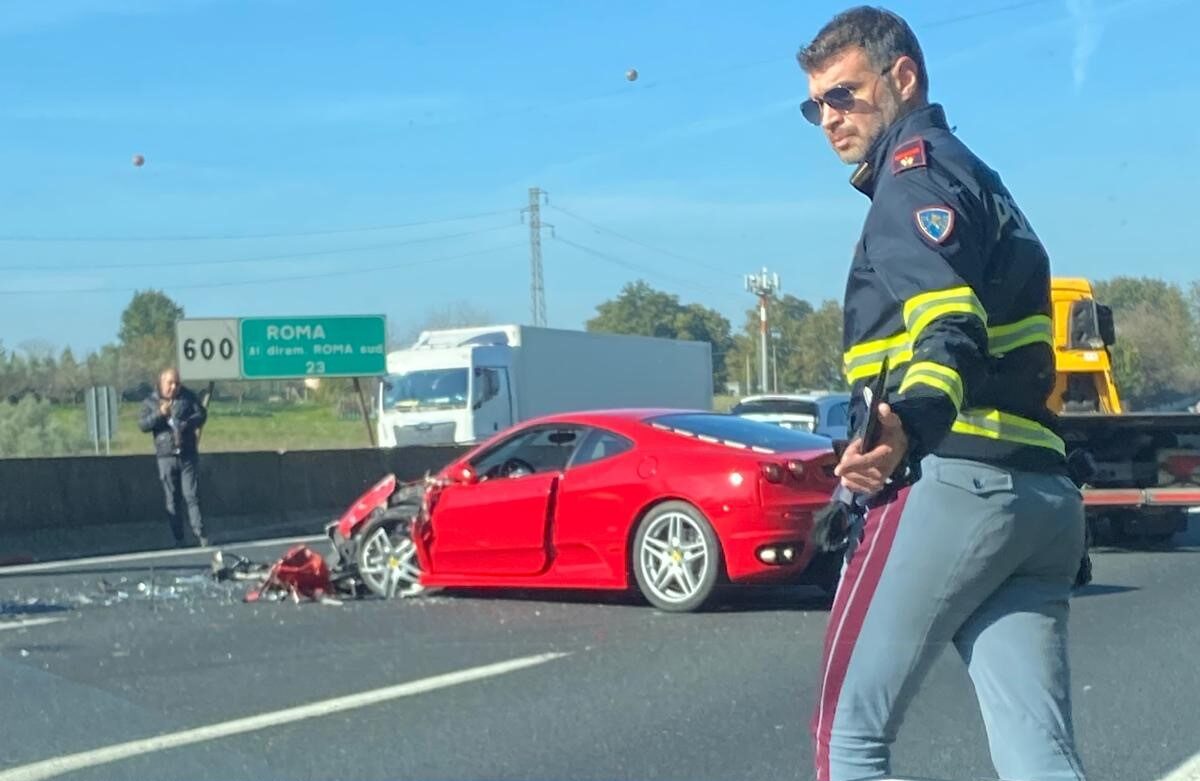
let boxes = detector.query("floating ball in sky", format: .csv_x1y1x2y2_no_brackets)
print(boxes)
625,68,638,82
132,153,145,167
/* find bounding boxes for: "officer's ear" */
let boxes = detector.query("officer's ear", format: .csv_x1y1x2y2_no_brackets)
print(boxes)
890,55,923,104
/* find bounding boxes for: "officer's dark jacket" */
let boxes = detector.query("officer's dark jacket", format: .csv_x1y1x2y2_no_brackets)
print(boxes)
842,103,1065,474
137,386,208,458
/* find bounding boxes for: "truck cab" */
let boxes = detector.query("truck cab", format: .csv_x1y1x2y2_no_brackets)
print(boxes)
377,327,517,448
1048,277,1122,414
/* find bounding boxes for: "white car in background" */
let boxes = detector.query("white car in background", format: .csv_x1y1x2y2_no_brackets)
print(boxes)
730,392,851,441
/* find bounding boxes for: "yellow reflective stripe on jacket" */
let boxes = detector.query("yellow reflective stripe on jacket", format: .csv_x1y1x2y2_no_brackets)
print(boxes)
951,408,1065,456
902,286,987,343
898,361,964,411
842,332,913,383
987,314,1053,356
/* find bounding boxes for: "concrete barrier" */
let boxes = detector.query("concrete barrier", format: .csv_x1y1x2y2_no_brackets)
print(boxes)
0,446,469,562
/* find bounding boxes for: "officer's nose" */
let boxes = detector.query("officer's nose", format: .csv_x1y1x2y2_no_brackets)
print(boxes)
820,102,843,132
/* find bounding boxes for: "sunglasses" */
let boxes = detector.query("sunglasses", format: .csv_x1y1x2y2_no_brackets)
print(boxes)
800,64,895,126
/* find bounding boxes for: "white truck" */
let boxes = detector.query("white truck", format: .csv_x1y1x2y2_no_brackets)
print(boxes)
376,324,714,447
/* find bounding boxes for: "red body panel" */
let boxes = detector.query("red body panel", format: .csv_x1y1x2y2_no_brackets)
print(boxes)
335,474,397,539
410,409,836,591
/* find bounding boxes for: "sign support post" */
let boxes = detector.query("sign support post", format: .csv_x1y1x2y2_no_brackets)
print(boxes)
352,377,376,447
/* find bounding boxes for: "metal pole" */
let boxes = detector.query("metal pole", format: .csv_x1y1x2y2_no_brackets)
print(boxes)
759,295,769,394
89,387,99,455
353,377,377,447
528,187,547,327
745,267,780,396
196,381,215,446
100,385,110,456
772,342,778,393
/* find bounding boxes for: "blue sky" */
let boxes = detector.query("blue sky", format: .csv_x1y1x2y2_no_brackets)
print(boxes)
0,0,1195,356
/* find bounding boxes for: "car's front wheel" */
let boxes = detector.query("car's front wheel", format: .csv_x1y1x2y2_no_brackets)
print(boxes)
355,509,424,599
632,501,721,612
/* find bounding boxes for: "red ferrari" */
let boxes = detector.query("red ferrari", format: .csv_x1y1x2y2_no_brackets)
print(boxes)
329,409,843,612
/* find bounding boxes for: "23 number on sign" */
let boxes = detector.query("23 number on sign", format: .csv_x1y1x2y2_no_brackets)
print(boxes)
183,338,235,362
305,361,327,375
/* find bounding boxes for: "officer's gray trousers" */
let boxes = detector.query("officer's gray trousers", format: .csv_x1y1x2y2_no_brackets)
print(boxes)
810,455,1088,781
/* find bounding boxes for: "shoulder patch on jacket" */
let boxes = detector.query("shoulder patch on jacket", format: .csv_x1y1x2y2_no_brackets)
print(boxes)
892,137,927,174
914,205,955,244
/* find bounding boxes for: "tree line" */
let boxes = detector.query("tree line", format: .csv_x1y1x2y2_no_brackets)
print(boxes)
1,275,1197,433
587,277,1200,411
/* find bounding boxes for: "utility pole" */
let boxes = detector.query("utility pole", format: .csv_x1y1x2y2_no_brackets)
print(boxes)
745,268,781,394
524,187,548,327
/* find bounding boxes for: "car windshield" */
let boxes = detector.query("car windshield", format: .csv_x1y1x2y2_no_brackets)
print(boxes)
381,369,469,410
731,399,820,417
647,412,832,452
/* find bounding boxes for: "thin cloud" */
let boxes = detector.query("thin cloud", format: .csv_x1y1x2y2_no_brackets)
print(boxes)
0,0,223,36
1067,0,1104,89
1,93,463,126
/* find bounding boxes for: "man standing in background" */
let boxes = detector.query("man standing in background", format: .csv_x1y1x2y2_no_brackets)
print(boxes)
139,367,209,547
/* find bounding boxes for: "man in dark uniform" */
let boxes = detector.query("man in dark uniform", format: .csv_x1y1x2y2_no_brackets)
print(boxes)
795,7,1087,781
138,367,209,547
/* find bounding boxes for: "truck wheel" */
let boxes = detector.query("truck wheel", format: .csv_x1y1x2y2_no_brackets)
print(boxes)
356,509,423,599
632,501,721,613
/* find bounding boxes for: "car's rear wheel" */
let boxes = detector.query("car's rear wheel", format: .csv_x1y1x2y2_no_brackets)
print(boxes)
632,501,721,612
356,509,424,599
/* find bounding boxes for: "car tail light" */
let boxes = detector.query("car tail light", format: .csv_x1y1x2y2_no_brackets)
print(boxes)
761,462,785,483
786,460,805,479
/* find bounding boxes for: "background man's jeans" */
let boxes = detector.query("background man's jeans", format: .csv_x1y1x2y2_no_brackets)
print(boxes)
157,455,205,544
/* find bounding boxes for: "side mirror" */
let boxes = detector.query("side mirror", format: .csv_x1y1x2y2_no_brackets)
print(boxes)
1096,304,1116,347
455,464,478,485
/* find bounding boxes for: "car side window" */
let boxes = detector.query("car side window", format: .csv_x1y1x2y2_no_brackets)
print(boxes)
826,403,849,428
472,425,585,478
570,428,634,468
471,429,542,477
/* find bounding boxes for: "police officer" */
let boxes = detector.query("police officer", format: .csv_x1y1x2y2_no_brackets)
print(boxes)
794,8,1087,781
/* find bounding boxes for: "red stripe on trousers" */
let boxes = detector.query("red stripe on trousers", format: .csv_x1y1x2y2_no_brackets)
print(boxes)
811,486,910,781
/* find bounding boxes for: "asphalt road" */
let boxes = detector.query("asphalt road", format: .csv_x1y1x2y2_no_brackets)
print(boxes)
2,523,1198,781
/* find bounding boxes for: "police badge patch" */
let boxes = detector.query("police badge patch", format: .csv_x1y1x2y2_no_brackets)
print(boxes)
891,137,927,173
915,206,955,244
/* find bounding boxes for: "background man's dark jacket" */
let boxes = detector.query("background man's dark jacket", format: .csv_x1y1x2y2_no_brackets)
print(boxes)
138,386,207,457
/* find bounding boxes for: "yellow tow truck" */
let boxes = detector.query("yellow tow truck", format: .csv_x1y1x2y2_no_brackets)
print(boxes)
1050,278,1200,544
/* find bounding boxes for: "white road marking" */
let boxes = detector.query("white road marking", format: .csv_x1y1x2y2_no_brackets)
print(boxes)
1160,751,1200,781
0,617,66,631
0,534,326,575
0,651,568,781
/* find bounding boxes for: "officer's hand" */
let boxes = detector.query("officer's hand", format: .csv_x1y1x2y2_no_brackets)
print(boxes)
834,403,908,495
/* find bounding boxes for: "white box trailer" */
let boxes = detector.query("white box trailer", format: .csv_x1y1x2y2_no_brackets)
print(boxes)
376,325,713,447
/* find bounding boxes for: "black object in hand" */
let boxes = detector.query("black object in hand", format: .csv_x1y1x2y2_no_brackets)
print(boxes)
809,359,891,553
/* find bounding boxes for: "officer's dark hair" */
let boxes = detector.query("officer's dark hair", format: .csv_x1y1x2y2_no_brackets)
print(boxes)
796,6,929,96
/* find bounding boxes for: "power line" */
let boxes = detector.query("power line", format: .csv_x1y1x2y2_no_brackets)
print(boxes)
549,203,727,275
922,0,1054,29
0,242,524,296
0,208,518,243
0,223,520,271
553,235,725,297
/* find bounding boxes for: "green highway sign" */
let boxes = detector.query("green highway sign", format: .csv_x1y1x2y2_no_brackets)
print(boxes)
239,315,387,379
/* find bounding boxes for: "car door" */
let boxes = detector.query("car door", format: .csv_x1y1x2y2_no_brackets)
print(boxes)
426,424,585,577
547,427,645,584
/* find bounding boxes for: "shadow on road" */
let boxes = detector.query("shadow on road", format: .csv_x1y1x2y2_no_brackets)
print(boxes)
0,600,73,617
0,564,211,580
431,584,834,613
1071,583,1140,598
